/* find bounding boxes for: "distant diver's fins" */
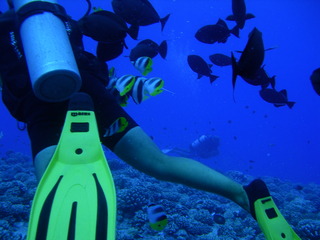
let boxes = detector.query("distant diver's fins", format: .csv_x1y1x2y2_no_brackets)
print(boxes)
255,196,301,240
27,93,116,240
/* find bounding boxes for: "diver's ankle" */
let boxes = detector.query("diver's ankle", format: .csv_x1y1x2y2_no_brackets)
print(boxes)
237,187,250,213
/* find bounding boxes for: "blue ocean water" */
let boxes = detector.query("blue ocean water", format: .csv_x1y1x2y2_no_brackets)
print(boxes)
0,1,320,239
1,0,320,184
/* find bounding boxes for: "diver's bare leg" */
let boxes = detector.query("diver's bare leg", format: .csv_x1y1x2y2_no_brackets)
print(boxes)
114,126,250,211
34,145,56,180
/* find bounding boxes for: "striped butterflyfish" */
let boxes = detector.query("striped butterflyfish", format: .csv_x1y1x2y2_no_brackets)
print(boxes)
132,56,153,76
115,75,136,96
144,77,164,96
147,203,168,231
103,117,128,137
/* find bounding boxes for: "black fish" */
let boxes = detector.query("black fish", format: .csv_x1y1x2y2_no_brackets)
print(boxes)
231,28,265,91
209,53,232,66
195,18,239,44
97,41,125,61
129,39,167,61
78,10,131,42
112,0,170,38
259,88,295,109
241,66,276,88
187,55,219,83
226,0,255,29
310,68,320,96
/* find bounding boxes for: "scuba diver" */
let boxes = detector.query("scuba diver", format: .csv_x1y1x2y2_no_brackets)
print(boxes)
0,1,300,239
164,134,220,159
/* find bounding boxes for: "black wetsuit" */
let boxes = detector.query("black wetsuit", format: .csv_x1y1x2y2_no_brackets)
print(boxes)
0,9,138,159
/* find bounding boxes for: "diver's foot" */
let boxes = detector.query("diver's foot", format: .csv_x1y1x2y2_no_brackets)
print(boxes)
243,179,271,219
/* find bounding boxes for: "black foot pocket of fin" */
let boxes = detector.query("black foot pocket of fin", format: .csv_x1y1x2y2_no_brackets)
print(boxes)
243,179,270,219
244,179,301,240
68,92,94,111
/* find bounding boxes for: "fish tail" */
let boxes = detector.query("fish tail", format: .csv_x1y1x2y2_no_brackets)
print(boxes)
287,101,295,109
127,24,139,40
230,26,240,38
160,14,170,31
209,75,219,84
159,40,168,59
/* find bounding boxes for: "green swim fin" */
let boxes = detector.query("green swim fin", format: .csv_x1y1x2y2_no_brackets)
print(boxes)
255,196,301,240
27,93,116,240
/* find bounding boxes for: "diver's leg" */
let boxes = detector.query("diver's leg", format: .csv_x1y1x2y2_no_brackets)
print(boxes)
114,126,250,211
34,145,56,180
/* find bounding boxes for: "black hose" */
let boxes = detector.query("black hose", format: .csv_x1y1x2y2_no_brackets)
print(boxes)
83,0,92,17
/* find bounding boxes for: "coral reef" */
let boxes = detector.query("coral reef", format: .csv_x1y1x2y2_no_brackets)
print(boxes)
297,219,320,240
0,150,319,239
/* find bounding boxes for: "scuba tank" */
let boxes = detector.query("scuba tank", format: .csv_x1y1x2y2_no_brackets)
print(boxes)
12,0,82,102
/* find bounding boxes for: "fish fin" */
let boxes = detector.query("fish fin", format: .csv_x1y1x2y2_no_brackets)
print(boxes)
143,57,154,76
92,6,103,12
197,73,203,79
270,76,276,89
162,87,175,95
216,18,227,27
279,89,288,98
159,40,168,59
142,66,153,76
160,14,170,31
287,102,296,109
230,26,240,38
117,117,129,132
108,67,116,78
246,13,255,20
226,15,236,21
274,103,286,108
118,95,129,107
123,40,128,49
231,52,238,102
209,75,219,84
127,25,139,40
264,47,277,51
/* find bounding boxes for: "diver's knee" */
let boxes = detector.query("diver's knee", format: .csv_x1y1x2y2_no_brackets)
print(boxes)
149,154,174,181
34,145,56,181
